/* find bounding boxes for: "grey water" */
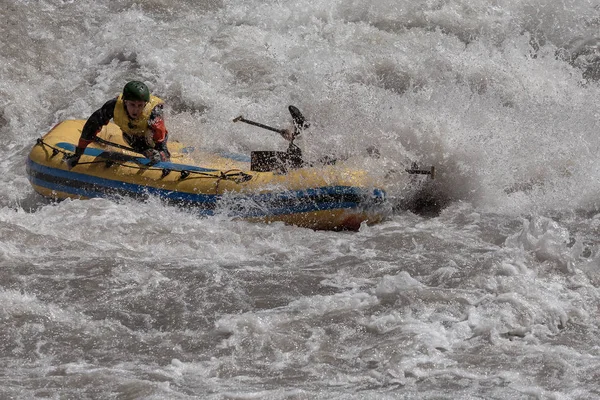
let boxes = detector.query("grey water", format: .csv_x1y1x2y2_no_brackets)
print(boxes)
2,0,600,398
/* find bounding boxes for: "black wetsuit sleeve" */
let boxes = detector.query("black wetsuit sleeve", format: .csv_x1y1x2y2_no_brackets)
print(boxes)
80,98,117,141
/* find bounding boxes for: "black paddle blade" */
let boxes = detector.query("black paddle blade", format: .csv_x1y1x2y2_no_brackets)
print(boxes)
289,105,310,130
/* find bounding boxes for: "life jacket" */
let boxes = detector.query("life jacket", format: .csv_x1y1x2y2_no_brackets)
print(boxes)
113,94,164,138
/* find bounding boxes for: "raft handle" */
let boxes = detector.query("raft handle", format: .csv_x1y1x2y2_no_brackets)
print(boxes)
179,170,190,180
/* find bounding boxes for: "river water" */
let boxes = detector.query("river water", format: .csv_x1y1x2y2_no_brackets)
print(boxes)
2,0,600,398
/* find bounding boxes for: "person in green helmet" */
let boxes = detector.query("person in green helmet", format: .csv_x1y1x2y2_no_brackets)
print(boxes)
65,80,171,168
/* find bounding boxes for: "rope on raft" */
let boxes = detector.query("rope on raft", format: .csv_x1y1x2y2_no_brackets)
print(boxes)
35,138,253,184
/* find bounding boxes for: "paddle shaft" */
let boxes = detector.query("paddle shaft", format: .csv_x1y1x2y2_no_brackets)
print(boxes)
94,137,141,154
232,116,286,135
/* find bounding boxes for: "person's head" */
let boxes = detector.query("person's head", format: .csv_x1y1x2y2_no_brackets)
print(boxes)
122,81,150,119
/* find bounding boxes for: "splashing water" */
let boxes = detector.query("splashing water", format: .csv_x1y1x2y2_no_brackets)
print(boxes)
2,0,600,398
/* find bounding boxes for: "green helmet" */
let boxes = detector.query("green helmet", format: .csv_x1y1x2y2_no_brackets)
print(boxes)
122,81,150,102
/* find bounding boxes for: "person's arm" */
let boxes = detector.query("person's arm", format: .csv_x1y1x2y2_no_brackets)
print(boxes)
64,98,116,169
77,98,117,154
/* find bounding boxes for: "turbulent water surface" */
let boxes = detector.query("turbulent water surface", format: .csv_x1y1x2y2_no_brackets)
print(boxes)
2,0,600,398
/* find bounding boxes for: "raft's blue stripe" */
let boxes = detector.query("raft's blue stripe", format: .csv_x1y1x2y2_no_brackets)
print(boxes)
27,158,385,217
217,151,251,162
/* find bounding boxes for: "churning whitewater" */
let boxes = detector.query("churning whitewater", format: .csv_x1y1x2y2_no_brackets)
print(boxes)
2,0,600,398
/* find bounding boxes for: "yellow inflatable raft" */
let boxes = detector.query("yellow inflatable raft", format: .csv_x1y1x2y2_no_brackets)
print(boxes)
27,120,389,230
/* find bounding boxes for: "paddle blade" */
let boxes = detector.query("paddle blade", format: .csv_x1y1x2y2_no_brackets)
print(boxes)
289,105,310,130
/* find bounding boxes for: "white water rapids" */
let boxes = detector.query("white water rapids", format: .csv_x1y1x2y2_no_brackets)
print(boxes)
2,0,600,398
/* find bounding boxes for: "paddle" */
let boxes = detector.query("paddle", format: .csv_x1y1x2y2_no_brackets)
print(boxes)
233,106,308,172
94,136,141,154
92,137,166,166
